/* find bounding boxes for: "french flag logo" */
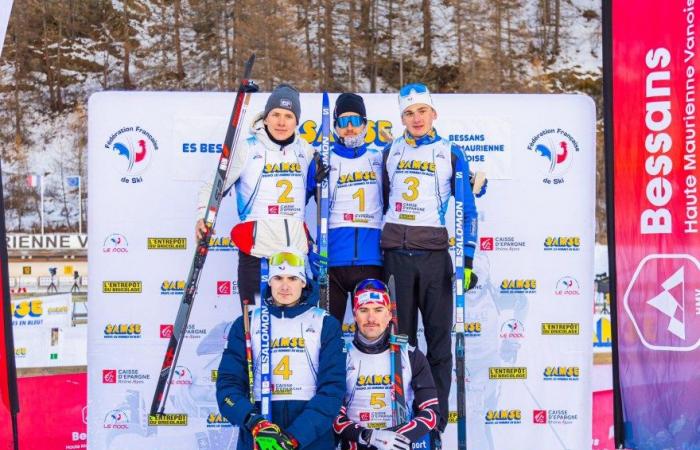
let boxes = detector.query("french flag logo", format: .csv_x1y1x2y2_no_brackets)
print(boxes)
26,174,41,187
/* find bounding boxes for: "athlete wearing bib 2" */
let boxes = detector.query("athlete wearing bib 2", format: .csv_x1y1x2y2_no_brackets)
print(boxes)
308,93,384,323
216,248,345,450
381,83,479,434
196,84,315,308
334,279,440,450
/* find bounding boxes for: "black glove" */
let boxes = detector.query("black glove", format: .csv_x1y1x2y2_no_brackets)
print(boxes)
313,153,329,183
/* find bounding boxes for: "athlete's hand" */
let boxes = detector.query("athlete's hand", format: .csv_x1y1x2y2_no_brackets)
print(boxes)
195,219,211,241
469,170,488,198
464,268,479,291
308,251,327,279
368,429,411,450
251,420,298,450
313,153,330,183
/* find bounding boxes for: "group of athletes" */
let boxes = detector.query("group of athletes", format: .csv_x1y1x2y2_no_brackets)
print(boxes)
195,83,484,450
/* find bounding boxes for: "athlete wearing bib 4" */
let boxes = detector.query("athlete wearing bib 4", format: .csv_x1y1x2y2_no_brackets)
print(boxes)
334,279,440,450
196,84,315,308
216,248,345,450
308,93,384,323
381,83,479,433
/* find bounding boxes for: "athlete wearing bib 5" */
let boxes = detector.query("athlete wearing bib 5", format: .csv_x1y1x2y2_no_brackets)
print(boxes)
334,279,440,450
381,83,480,433
308,93,384,323
196,84,315,308
216,248,345,450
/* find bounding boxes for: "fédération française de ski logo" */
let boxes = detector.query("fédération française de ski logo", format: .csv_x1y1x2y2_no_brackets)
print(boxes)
104,126,159,184
527,128,579,185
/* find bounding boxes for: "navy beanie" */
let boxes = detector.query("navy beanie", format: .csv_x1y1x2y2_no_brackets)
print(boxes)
264,84,301,122
334,93,366,119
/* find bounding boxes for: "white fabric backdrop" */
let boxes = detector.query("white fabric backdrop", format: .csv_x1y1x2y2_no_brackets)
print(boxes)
88,92,595,450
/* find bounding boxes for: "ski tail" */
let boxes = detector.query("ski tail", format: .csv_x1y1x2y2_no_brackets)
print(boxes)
259,258,272,420
243,299,255,405
150,54,257,416
317,92,331,310
388,275,409,426
454,154,467,449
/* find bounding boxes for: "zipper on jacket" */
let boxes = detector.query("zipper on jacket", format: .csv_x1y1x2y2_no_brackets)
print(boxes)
354,228,359,262
284,219,290,246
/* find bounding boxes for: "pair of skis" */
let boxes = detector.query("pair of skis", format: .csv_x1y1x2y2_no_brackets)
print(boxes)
150,55,258,416
316,93,331,310
454,156,468,450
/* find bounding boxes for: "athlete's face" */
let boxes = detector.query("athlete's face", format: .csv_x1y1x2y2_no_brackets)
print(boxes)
270,275,305,306
335,112,366,139
401,103,437,137
355,304,392,340
264,108,297,141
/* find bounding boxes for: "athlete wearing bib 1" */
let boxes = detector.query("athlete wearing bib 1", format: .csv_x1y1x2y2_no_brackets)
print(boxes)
381,83,480,435
308,94,384,324
196,84,315,308
334,279,440,450
216,248,345,450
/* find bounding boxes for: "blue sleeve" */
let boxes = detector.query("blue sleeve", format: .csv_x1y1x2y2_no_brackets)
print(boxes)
451,145,478,259
215,316,256,428
285,314,346,447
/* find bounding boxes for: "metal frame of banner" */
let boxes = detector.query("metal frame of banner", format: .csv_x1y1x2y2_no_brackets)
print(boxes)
602,1,626,448
0,160,21,450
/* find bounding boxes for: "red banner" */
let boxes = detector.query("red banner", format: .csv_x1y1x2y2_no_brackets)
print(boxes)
0,373,86,449
611,0,700,447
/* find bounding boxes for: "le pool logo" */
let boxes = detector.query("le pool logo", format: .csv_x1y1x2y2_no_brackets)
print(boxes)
623,254,700,351
103,233,128,254
103,409,130,429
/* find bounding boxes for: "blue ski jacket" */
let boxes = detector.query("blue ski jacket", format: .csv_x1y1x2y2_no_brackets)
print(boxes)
216,286,346,450
307,140,383,267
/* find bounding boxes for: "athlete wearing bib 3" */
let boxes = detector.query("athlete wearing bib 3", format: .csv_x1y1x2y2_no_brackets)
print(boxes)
334,279,440,450
308,93,384,323
381,83,479,434
196,84,315,307
216,248,345,450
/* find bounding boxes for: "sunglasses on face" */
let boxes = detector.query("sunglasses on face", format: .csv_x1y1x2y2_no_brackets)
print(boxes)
335,115,366,128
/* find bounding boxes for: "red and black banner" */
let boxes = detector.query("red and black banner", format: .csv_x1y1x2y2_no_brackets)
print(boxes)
0,160,20,446
606,0,700,448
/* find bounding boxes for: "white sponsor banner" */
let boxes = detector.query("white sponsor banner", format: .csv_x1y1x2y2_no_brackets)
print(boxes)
6,233,88,251
88,92,594,450
0,0,12,59
11,293,87,368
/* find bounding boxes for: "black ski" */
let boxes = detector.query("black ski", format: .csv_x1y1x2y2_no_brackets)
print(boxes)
150,54,258,416
388,275,408,425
